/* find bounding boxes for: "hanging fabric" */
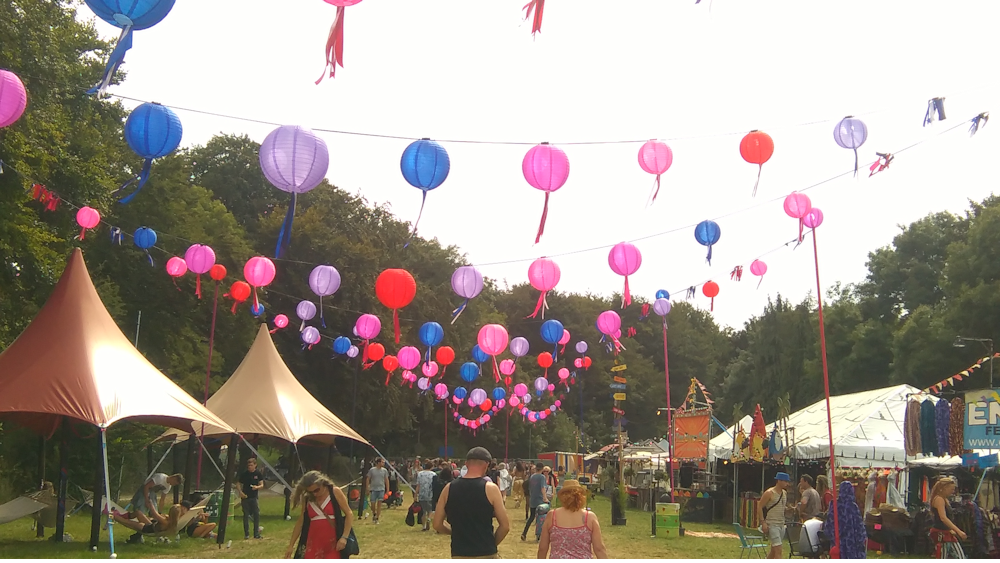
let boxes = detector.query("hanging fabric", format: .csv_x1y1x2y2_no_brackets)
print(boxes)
949,397,967,456
904,399,921,457
920,399,937,456
935,399,952,456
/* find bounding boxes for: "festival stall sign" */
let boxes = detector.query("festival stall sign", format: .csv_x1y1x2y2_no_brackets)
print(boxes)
673,409,711,461
964,389,1000,449
613,393,627,401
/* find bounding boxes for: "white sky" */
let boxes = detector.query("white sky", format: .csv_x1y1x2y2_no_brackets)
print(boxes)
88,0,1000,329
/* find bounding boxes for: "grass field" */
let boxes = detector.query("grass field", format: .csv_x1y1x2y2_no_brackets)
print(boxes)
0,490,759,559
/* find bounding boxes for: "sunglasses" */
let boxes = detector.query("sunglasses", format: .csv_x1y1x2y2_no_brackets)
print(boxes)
307,487,321,494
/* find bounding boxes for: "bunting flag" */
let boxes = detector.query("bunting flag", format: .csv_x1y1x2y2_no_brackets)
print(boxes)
30,184,61,211
924,353,1000,394
869,152,894,177
730,265,743,281
970,112,989,136
522,0,545,37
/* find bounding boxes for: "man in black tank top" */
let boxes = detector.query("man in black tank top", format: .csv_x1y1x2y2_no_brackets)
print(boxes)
434,447,511,558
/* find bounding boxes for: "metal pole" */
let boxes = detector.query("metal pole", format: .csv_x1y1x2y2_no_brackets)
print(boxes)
812,229,840,555
197,282,221,489
990,340,994,388
444,402,449,461
37,435,46,538
100,428,116,558
663,322,675,503
216,434,240,546
134,311,141,348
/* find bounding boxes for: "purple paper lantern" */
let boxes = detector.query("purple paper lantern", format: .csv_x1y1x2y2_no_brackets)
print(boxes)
296,300,317,332
450,265,483,323
309,264,341,327
259,125,330,257
183,244,215,299
0,70,28,128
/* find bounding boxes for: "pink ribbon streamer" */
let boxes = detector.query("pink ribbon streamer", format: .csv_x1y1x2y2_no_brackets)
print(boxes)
526,290,549,319
316,6,346,84
522,0,545,36
535,191,550,244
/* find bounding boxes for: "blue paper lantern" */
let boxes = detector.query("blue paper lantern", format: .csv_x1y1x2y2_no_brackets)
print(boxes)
492,387,506,401
655,289,670,300
694,220,721,265
471,345,489,364
133,226,156,266
333,336,352,355
540,319,564,345
419,322,444,347
460,362,480,383
251,303,265,316
454,386,468,400
400,138,450,238
84,0,176,94
118,102,182,203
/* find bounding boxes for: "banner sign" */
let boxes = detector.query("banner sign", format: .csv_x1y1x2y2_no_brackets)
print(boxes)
674,409,711,460
965,389,1000,449
609,383,627,390
613,376,627,383
613,393,626,401
611,365,628,372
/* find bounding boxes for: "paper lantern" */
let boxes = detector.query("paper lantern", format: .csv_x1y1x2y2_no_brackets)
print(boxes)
540,320,563,345
534,377,548,395
76,207,100,240
557,368,569,381
210,264,227,282
347,345,359,358
609,242,642,307
454,386,468,400
638,140,673,204
397,347,420,371
375,269,416,343
470,388,487,406
510,336,530,358
301,326,321,349
783,192,813,242
0,70,27,128
583,357,592,369
703,281,720,311
575,341,588,354
243,256,276,311
514,383,529,397
309,265,341,327
834,116,867,175
478,324,509,382
254,305,267,319
382,355,399,373
367,342,385,361
417,377,431,391
422,361,439,378
434,383,449,399
355,314,381,340
419,321,444,348
400,139,450,238
270,314,289,334
296,301,317,332
527,257,560,318
537,352,553,372
523,143,570,243
740,130,774,196
471,345,489,364
84,0,176,94
749,259,767,289
803,208,824,229
118,102,182,203
450,265,483,323
259,125,330,257
333,336,352,355
656,289,670,300
165,256,187,290
653,298,671,317
227,281,251,314
183,244,215,299
436,346,455,376
694,220,721,265
499,359,516,376
132,226,157,266
479,399,493,412
316,0,364,83
596,310,621,336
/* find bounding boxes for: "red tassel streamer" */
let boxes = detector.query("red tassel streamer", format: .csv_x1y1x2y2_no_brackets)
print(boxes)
195,274,202,299
79,228,86,240
798,218,805,243
385,371,392,386
650,175,662,205
535,191,549,244
493,357,501,383
710,297,715,311
522,0,545,35
362,339,370,364
316,6,345,84
752,164,763,197
526,290,548,319
621,276,632,308
252,287,260,311
393,309,401,344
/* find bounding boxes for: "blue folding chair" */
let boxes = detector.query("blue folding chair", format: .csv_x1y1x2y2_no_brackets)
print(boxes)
734,523,769,558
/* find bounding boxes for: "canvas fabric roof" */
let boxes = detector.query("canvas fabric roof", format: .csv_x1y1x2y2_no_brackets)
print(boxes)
709,385,929,467
160,325,369,446
0,249,235,437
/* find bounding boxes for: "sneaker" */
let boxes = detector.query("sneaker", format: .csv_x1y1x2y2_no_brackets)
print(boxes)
245,535,250,540
126,534,143,545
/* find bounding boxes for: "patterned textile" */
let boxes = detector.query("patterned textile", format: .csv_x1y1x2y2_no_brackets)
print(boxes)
930,528,965,559
949,398,967,455
935,400,952,455
824,481,867,559
904,400,921,457
920,400,938,456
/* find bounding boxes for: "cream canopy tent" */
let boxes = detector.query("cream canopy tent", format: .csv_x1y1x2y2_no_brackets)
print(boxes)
160,325,369,446
0,249,236,554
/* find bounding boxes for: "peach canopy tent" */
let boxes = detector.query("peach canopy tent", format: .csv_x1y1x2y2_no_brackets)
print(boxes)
0,248,236,554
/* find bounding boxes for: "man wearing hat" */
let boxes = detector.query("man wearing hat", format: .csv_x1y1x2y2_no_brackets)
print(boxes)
757,472,791,559
434,447,510,558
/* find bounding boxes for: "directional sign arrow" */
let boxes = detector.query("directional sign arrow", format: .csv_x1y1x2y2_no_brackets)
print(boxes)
609,383,627,390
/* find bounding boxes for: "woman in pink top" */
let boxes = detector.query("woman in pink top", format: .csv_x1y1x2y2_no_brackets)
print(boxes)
537,480,608,559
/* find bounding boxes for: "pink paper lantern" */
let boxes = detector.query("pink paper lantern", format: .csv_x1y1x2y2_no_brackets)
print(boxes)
422,361,439,378
514,383,529,397
184,244,216,299
559,330,570,345
477,324,509,356
510,396,521,407
596,311,621,336
397,346,421,371
0,70,27,128
608,242,642,308
574,358,583,368
434,382,449,397
522,143,570,243
749,259,768,289
783,192,812,242
637,140,673,204
75,207,100,240
527,257,561,319
243,256,276,311
557,368,569,381
270,314,289,334
166,256,187,278
803,208,824,229
554,400,562,407
499,359,516,376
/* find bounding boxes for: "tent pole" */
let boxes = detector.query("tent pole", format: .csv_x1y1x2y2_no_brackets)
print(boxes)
146,445,153,479
100,428,116,558
284,443,296,520
216,434,240,546
37,434,46,538
444,402,449,461
812,228,840,556
198,281,221,490
351,359,359,462
663,321,675,503
54,418,70,541
89,428,103,550
183,438,195,503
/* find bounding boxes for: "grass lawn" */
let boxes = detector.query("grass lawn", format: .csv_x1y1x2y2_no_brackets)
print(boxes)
0,491,897,559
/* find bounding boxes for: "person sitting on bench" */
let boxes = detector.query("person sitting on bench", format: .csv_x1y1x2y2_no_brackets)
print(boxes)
112,500,188,538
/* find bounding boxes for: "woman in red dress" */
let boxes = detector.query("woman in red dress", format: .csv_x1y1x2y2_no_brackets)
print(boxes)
285,471,354,559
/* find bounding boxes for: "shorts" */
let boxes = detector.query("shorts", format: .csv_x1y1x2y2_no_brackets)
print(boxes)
419,500,434,514
141,523,156,534
129,490,151,514
766,524,785,547
370,491,386,507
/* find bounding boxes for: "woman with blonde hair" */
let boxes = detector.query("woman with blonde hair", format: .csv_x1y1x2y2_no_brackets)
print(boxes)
112,502,187,537
929,477,966,558
537,480,607,559
815,474,833,513
285,471,355,559
512,461,526,509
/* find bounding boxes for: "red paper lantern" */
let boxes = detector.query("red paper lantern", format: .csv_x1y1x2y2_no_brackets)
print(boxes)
436,345,455,376
367,343,385,362
480,399,492,412
739,130,774,197
702,281,720,311
228,281,251,314
583,356,592,369
375,269,416,343
209,264,227,281
538,352,553,369
382,355,399,372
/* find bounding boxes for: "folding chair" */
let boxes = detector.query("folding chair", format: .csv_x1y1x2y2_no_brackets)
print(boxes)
734,523,768,558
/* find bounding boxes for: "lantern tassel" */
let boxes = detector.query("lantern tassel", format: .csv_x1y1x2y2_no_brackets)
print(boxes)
316,6,346,84
522,0,545,36
710,296,715,312
116,158,154,204
393,309,401,344
451,299,470,324
320,296,326,328
535,192,549,244
362,340,370,363
622,276,632,308
756,274,764,290
526,290,548,319
275,192,297,259
79,227,87,241
385,371,392,387
751,164,762,197
88,25,132,95
648,175,662,206
269,327,278,334
144,250,154,267
252,287,260,312
405,190,428,249
493,357,501,384
853,148,859,177
706,244,713,266
798,218,805,243
300,319,306,333
195,274,202,299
